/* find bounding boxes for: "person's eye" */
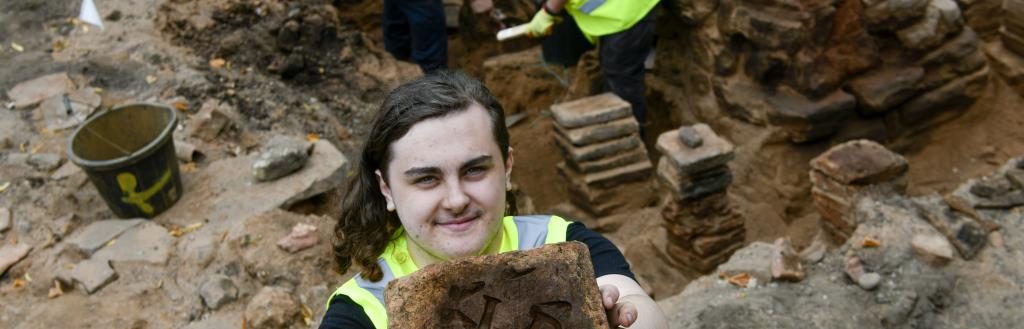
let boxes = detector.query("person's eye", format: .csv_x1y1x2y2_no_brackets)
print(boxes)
414,176,438,185
465,166,487,177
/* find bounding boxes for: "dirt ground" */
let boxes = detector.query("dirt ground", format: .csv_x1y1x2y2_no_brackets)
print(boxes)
2,0,1024,327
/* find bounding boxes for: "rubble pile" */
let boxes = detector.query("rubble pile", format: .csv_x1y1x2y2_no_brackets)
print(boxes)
657,157,1024,329
656,124,744,273
809,139,909,242
552,93,652,216
658,0,990,143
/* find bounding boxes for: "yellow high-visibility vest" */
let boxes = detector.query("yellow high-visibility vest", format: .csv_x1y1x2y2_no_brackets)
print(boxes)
566,0,661,43
326,215,573,329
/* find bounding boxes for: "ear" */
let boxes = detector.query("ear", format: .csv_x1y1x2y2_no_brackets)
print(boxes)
376,169,396,211
505,147,515,189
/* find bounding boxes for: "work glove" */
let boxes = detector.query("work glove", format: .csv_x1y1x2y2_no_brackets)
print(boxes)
526,7,556,38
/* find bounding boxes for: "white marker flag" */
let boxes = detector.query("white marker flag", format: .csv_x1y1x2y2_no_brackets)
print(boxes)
79,0,105,30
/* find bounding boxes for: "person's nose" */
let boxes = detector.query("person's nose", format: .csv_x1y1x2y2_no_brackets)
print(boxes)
441,180,470,214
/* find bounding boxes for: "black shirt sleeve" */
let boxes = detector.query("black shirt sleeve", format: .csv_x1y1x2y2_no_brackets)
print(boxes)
566,221,637,282
318,294,375,329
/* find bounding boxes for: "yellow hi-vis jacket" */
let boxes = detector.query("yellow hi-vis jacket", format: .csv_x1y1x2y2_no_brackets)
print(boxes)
325,215,574,329
566,0,660,43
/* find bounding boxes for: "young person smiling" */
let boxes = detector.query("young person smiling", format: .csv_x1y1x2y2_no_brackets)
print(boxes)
320,71,667,328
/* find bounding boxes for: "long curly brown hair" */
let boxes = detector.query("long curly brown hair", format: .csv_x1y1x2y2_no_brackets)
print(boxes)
333,71,517,281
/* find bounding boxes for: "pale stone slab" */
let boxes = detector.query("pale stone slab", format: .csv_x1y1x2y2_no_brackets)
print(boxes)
551,93,632,129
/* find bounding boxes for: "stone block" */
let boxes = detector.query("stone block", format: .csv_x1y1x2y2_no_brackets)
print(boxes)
984,41,1024,96
92,222,173,265
1002,26,1024,56
896,0,963,50
71,259,118,294
913,201,988,259
719,4,807,49
863,0,930,31
811,187,856,234
65,219,145,256
917,48,987,91
692,226,746,256
554,117,639,147
810,139,909,185
765,88,857,143
771,238,805,282
568,147,648,174
667,240,741,273
384,242,609,329
185,99,234,142
656,124,735,176
714,77,771,125
899,66,988,127
657,158,733,201
848,67,925,113
554,133,642,163
918,28,979,66
6,73,76,109
550,93,632,129
558,160,651,190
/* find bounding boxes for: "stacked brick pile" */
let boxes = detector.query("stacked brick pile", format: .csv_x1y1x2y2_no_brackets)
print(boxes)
552,93,652,216
656,124,744,273
810,140,909,243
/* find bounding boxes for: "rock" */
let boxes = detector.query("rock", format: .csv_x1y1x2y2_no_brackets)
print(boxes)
911,233,954,266
50,161,83,180
384,242,608,329
677,126,704,148
46,213,80,240
899,65,988,127
554,133,643,163
717,241,774,284
913,200,987,259
0,243,32,275
765,88,857,143
969,176,1013,198
974,190,1024,209
252,136,310,182
6,73,76,109
38,88,101,132
185,99,234,142
811,139,909,185
656,124,735,176
918,28,979,66
847,67,925,113
92,222,174,265
692,227,745,256
65,219,145,256
71,259,118,294
0,207,10,233
27,153,64,172
276,223,319,253
714,78,773,124
897,0,963,50
719,4,807,49
844,254,865,281
985,41,1024,98
799,234,827,264
155,140,348,228
1003,26,1024,56
857,272,882,290
1007,169,1024,190
554,117,640,147
863,0,931,31
245,286,300,329
770,238,805,282
199,275,239,310
550,93,632,129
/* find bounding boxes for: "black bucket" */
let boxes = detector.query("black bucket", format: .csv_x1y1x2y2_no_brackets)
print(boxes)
68,103,183,219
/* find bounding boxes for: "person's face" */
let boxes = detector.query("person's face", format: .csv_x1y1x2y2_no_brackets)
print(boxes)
377,103,513,263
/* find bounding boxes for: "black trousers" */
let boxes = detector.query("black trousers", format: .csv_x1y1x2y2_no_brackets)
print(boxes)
382,0,449,73
599,8,656,128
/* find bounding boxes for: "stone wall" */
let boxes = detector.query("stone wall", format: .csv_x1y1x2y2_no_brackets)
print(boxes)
656,0,990,143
